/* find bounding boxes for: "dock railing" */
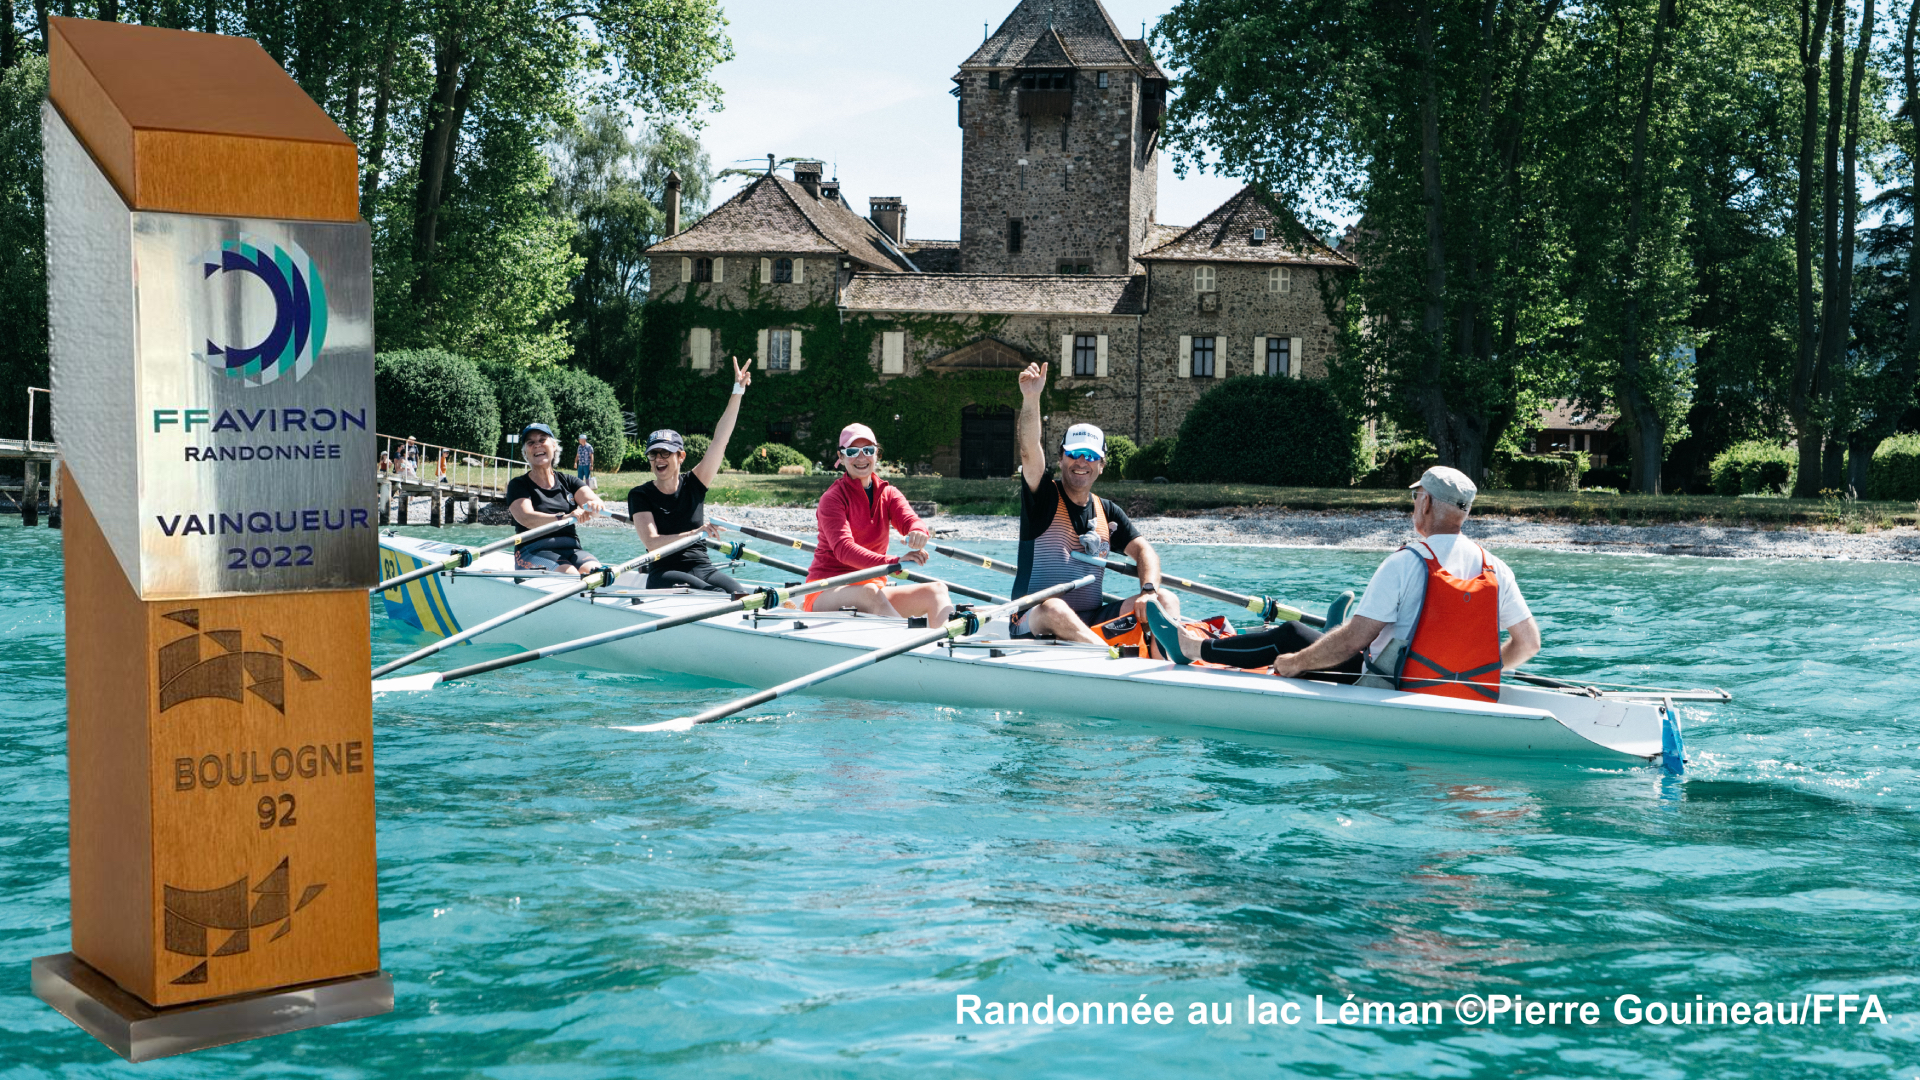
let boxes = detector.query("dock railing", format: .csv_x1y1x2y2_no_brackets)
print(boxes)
376,433,518,500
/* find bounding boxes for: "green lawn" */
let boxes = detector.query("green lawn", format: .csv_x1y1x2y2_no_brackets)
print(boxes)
583,471,1920,529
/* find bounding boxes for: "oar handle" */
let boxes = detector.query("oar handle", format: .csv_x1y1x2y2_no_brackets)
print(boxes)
660,574,1094,729
1074,551,1323,627
714,520,1010,604
932,542,1122,604
368,513,597,595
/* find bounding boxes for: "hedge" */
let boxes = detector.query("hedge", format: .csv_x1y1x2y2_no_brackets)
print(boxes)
1125,437,1176,481
482,361,557,451
1490,453,1584,492
1103,434,1139,479
1168,376,1358,486
1357,438,1437,489
1868,433,1920,501
537,366,626,472
373,349,501,456
743,442,812,474
1709,441,1796,495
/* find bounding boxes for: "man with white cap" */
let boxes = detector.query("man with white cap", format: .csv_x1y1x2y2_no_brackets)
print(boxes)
1010,362,1178,644
1145,466,1539,697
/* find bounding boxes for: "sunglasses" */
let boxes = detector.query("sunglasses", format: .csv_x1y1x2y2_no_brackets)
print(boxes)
1062,449,1104,462
839,445,879,458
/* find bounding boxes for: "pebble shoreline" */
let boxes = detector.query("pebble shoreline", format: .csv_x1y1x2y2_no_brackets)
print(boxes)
435,497,1919,562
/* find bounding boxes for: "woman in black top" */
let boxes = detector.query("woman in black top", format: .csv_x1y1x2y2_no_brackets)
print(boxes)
506,422,607,574
627,357,751,593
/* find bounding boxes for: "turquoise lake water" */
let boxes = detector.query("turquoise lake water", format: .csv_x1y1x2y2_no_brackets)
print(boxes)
3,521,1918,1077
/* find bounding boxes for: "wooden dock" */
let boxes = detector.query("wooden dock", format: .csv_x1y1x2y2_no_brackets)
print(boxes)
0,437,60,527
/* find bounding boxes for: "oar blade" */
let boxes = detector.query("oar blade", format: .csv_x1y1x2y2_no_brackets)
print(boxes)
617,716,699,733
372,671,443,694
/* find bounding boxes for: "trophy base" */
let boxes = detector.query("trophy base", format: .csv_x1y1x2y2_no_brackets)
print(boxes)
32,952,393,1062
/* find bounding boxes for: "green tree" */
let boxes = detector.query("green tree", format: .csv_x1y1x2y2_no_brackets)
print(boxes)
537,364,626,469
0,55,44,441
1159,0,1573,484
548,109,712,397
374,348,502,452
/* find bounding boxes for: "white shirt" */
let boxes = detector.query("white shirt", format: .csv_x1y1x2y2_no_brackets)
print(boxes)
1351,534,1532,661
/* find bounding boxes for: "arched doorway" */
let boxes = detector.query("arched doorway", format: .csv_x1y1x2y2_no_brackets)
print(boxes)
959,404,1016,479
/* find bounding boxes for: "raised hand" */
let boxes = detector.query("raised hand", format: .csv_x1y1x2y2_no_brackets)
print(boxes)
733,356,752,389
1018,362,1046,399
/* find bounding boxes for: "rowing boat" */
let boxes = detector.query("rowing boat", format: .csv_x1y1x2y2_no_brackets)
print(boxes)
375,534,1698,768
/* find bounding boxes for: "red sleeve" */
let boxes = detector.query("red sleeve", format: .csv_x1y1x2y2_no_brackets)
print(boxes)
883,484,926,536
816,483,893,568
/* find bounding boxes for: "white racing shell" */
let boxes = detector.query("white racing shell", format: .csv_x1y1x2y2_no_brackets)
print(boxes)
377,535,1667,766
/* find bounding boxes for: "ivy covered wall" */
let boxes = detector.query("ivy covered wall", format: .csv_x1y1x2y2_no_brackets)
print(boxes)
635,281,1073,467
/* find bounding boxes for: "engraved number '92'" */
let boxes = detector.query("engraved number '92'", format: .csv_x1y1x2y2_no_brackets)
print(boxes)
257,794,296,829
227,546,315,570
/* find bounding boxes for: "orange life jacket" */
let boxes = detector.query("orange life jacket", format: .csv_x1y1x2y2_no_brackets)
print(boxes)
1396,540,1503,702
1090,611,1233,659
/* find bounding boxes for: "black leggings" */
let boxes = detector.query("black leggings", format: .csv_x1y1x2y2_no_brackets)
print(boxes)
646,563,745,595
1200,621,1364,684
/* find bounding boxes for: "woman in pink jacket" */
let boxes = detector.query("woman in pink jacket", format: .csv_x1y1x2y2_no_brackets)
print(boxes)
803,423,954,623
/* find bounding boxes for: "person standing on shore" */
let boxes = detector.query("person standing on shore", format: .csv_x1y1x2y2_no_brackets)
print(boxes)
506,422,607,575
627,358,753,594
576,433,594,483
800,424,952,622
1145,467,1540,699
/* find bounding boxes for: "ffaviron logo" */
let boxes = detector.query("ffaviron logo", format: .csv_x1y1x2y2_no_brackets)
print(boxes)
190,234,329,386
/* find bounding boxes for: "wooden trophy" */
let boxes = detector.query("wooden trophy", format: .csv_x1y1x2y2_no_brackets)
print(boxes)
32,17,389,1061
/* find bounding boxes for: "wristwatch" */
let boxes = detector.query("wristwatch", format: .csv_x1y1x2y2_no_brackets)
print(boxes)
1140,582,1158,594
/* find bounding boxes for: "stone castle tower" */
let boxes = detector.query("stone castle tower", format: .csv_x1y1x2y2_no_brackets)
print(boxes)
953,0,1168,275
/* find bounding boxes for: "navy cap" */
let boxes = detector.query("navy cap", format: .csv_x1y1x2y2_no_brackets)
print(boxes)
520,422,556,441
645,429,685,453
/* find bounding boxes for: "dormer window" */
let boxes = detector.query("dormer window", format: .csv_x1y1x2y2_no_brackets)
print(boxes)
773,257,793,283
1251,227,1268,244
693,257,713,283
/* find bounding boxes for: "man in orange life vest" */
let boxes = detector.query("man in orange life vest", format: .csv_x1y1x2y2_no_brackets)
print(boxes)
1009,361,1179,643
1148,466,1539,698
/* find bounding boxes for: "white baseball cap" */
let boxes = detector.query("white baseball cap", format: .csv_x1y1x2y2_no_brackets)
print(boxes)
1411,466,1477,510
1060,423,1106,459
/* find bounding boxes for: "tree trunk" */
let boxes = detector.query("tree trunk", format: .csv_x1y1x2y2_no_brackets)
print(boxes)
1848,429,1873,496
34,0,49,55
410,26,480,307
1824,0,1875,495
1790,0,1835,497
359,0,399,218
201,0,214,33
95,0,114,21
4,0,18,70
1617,0,1676,495
1412,5,1460,475
1899,0,1920,469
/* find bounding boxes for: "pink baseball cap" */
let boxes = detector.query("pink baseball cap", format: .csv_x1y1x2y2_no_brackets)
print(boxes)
839,422,878,448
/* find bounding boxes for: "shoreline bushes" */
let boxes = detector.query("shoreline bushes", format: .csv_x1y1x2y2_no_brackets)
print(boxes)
374,349,501,454
1868,434,1920,501
1710,441,1797,495
1169,376,1358,486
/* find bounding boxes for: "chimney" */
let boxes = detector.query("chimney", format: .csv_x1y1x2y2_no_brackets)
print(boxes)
766,153,776,175
794,161,825,199
870,197,906,245
664,170,682,236
819,178,841,203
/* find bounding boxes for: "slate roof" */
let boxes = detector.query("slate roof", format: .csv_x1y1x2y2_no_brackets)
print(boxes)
902,239,961,274
646,173,913,272
1537,399,1618,431
842,273,1147,315
1141,222,1186,252
1139,184,1354,267
960,0,1149,70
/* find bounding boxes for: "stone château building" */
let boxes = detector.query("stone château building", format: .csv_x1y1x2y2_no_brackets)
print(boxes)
644,0,1351,478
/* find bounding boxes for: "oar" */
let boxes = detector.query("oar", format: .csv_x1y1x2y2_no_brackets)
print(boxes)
370,515,580,594
629,574,1098,732
928,540,1127,605
1069,550,1325,627
370,532,706,678
372,561,905,693
714,518,1010,604
1508,670,1731,702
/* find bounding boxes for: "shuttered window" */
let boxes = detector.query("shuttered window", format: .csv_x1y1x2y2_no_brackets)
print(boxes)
1194,266,1216,293
689,328,712,370
1073,334,1098,376
1269,266,1290,293
1191,335,1216,378
1265,336,1289,376
882,331,905,374
774,258,793,283
693,257,712,283
768,329,793,371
